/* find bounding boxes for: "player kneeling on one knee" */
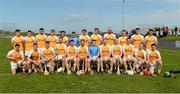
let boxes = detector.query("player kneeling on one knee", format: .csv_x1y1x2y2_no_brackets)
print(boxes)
7,44,24,75
29,43,43,73
147,44,162,75
123,38,136,73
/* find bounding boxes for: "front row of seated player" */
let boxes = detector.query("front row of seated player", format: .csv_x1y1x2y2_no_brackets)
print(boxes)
7,38,162,76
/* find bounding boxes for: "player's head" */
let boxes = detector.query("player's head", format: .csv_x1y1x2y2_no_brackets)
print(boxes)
107,27,112,34
61,31,66,36
148,29,154,36
103,39,107,45
70,40,74,46
51,29,55,35
15,44,20,51
114,39,119,45
135,28,140,34
45,41,50,48
39,28,44,34
94,28,99,34
27,30,32,36
71,32,76,37
151,44,157,50
91,40,96,45
33,43,38,50
58,37,63,43
82,29,87,35
15,29,21,36
80,39,85,46
139,43,144,50
121,30,127,36
126,38,131,44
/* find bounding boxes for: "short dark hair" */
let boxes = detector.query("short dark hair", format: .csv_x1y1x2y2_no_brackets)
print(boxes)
82,29,87,32
72,32,76,34
46,41,50,43
136,28,140,31
70,40,74,42
94,28,99,31
122,30,126,32
39,28,44,31
27,30,32,32
51,29,55,32
151,44,157,47
81,39,85,42
126,38,131,40
15,44,20,47
61,31,66,33
149,29,154,32
33,43,38,46
15,29,21,32
59,36,63,39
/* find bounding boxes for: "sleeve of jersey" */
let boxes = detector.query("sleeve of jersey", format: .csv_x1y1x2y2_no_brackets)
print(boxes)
141,35,144,41
77,47,80,53
51,47,55,55
7,50,13,57
47,36,50,41
99,46,102,54
11,37,15,44
113,34,116,39
75,47,78,54
56,36,59,42
143,50,147,60
44,35,47,41
103,34,107,39
130,35,134,41
157,51,161,60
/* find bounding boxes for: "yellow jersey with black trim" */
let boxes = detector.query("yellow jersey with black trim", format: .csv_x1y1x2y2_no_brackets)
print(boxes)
103,33,116,46
79,34,90,47
119,36,127,46
145,35,157,50
131,34,144,49
24,36,35,51
36,34,47,48
47,35,58,48
11,36,24,51
91,34,102,46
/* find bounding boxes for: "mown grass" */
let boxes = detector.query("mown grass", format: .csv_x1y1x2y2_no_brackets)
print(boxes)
0,38,180,93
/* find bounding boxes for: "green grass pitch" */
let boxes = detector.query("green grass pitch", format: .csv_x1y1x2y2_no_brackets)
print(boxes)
0,38,180,93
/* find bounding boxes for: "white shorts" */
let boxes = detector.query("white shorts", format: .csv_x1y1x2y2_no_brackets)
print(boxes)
42,60,51,67
114,56,121,59
55,55,63,60
10,63,17,70
149,62,158,68
25,51,31,57
92,56,98,59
